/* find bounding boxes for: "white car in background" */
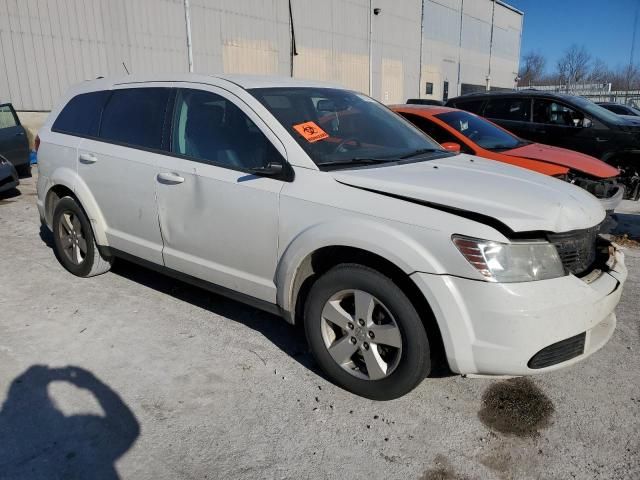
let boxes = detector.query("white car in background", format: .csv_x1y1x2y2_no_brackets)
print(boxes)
36,74,627,399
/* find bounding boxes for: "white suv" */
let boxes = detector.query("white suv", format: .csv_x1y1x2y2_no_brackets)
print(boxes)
37,75,627,399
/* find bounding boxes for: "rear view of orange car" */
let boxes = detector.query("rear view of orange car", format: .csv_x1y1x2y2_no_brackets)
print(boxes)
392,105,623,212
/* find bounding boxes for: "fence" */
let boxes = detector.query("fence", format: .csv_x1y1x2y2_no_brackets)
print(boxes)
517,83,640,106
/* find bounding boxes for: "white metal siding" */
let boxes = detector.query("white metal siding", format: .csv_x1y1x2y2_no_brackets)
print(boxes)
421,0,522,99
0,0,522,110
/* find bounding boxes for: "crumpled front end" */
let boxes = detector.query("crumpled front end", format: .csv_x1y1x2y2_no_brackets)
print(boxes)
412,238,627,376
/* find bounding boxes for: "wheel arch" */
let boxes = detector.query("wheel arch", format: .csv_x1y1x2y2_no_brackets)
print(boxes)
276,224,449,371
43,168,109,245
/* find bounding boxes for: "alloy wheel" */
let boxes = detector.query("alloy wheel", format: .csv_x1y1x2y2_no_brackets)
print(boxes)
320,289,403,380
57,211,88,265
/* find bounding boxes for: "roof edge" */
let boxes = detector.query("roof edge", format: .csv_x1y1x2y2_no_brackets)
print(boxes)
496,1,524,16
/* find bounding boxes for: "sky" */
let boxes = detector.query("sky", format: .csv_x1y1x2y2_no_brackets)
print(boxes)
506,0,640,72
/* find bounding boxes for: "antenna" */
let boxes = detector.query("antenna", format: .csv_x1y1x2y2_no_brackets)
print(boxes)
122,62,130,75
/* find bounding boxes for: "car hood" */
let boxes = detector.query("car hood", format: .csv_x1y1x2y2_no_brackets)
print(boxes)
332,155,605,234
503,143,619,179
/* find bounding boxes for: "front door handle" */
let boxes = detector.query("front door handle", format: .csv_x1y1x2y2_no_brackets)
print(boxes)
595,137,609,142
79,153,98,164
157,172,185,185
15,132,24,137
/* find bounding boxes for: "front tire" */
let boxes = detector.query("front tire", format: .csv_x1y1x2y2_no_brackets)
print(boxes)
52,197,112,277
304,264,430,400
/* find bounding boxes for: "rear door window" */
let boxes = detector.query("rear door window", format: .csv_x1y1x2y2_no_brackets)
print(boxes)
52,91,110,137
99,88,171,150
484,98,531,122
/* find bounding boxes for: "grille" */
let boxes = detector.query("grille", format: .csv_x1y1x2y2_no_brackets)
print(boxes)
528,332,586,369
547,225,599,276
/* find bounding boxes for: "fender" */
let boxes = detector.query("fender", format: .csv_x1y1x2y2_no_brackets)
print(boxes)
46,167,110,246
275,218,445,320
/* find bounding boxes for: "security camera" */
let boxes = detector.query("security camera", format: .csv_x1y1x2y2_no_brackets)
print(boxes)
373,8,381,15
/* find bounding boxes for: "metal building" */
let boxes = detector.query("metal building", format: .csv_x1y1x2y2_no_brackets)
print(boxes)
0,0,522,111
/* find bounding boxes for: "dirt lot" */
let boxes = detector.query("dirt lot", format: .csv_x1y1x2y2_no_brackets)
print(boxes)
1,170,639,480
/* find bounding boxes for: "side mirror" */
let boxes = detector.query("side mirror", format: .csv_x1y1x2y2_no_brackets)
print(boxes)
582,117,593,128
441,142,461,154
250,161,284,176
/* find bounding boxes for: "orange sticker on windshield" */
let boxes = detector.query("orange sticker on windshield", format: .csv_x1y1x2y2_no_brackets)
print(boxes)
292,121,329,143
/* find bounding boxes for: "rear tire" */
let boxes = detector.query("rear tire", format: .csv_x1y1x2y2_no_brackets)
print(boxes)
52,197,112,277
304,264,430,400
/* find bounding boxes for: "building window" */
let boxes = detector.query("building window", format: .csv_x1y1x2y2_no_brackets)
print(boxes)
425,82,434,95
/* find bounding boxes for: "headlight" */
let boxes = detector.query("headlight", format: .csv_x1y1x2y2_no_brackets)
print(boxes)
452,235,565,282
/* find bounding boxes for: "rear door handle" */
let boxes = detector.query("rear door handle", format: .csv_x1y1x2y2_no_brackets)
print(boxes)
596,137,609,142
79,153,98,164
157,172,185,185
15,132,24,136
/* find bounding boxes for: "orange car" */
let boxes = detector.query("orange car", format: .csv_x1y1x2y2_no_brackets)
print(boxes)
391,104,623,211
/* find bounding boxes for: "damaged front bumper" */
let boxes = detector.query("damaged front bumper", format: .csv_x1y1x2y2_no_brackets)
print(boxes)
411,240,627,376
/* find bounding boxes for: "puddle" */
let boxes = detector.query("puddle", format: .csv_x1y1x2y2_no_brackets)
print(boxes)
478,378,554,437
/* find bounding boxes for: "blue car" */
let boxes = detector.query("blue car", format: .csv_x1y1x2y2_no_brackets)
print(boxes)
0,102,30,177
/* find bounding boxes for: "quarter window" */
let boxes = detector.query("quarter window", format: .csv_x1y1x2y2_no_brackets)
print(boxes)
484,98,531,122
171,89,277,170
99,88,170,150
52,91,110,137
533,99,584,127
0,104,17,129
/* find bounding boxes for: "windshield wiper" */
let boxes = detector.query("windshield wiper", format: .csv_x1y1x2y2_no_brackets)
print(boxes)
399,148,443,159
316,157,391,168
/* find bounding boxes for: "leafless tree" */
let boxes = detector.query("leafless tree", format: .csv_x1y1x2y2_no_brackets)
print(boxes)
556,45,591,86
518,51,546,86
588,58,611,83
610,63,640,90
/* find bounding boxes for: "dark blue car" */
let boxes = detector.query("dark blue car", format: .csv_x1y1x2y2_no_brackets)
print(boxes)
0,102,30,178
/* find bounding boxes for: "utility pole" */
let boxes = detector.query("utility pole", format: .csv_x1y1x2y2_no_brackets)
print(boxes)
184,0,194,73
487,0,496,91
369,1,373,96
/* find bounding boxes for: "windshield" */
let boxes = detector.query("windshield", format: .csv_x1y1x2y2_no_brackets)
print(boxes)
571,96,627,125
249,87,444,168
435,110,523,150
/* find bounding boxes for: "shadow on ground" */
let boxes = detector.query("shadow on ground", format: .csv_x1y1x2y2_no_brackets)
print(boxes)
111,259,318,372
0,187,21,203
38,226,452,381
0,365,139,480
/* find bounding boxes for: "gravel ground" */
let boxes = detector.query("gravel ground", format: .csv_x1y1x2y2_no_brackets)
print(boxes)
1,170,639,480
